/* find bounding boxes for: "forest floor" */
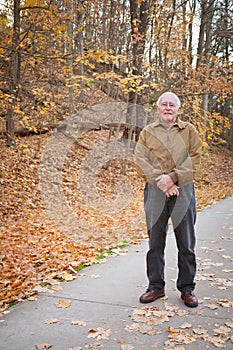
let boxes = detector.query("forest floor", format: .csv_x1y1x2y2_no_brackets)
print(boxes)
0,129,233,312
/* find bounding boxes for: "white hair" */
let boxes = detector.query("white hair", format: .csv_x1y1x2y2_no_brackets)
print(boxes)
157,92,181,108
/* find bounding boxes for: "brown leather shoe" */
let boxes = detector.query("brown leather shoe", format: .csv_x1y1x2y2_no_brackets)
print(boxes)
139,289,165,304
181,290,198,307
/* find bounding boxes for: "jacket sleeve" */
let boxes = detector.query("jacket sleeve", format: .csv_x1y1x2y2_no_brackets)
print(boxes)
135,129,162,185
173,125,202,186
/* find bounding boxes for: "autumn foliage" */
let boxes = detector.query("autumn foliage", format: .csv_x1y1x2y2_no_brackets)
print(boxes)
0,0,232,146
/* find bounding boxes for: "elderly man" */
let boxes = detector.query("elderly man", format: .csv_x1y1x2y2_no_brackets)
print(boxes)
135,92,202,307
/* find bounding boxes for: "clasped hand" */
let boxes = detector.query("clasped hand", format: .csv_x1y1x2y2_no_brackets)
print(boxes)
156,174,179,197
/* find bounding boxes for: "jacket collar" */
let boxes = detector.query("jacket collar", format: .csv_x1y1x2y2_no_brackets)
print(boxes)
154,117,186,129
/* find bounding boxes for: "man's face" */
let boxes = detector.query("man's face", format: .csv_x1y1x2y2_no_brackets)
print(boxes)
157,94,180,125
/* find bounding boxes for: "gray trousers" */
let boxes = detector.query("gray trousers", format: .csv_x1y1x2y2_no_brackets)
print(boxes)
144,182,197,292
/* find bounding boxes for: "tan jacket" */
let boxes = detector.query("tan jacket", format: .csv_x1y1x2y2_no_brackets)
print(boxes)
135,118,202,187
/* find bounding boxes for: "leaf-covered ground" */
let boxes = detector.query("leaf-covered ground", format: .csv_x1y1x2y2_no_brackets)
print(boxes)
0,131,233,311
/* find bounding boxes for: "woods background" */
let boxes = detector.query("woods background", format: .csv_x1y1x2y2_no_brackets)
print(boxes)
0,0,232,146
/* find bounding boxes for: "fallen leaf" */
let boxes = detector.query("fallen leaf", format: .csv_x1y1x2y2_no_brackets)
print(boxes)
213,325,231,336
87,327,111,340
36,344,52,350
61,272,76,281
44,318,59,324
200,247,213,251
176,309,190,317
166,326,180,334
125,323,140,332
225,321,233,328
55,299,71,308
222,269,233,273
71,320,87,326
207,336,226,348
121,345,134,350
180,323,192,329
137,323,157,335
164,346,185,350
84,342,103,348
205,303,218,310
202,261,223,267
166,327,196,345
195,310,203,315
28,296,38,301
193,328,208,336
218,299,233,308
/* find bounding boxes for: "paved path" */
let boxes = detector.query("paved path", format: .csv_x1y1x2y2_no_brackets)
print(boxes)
1,196,233,350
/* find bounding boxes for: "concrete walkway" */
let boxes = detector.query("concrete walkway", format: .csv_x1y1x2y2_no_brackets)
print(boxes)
1,196,233,350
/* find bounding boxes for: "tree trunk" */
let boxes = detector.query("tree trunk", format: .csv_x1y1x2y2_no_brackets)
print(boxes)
196,0,215,138
163,0,176,77
223,0,230,64
124,0,150,141
66,0,74,114
6,0,21,146
187,0,196,65
75,0,85,105
196,0,207,70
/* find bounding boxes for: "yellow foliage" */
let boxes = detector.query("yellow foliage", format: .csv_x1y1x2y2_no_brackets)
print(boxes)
202,141,208,148
14,108,24,115
30,125,37,133
40,107,47,115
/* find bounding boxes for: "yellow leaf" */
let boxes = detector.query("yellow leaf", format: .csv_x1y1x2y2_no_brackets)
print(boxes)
202,141,208,147
22,146,30,153
62,66,72,73
31,125,38,133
